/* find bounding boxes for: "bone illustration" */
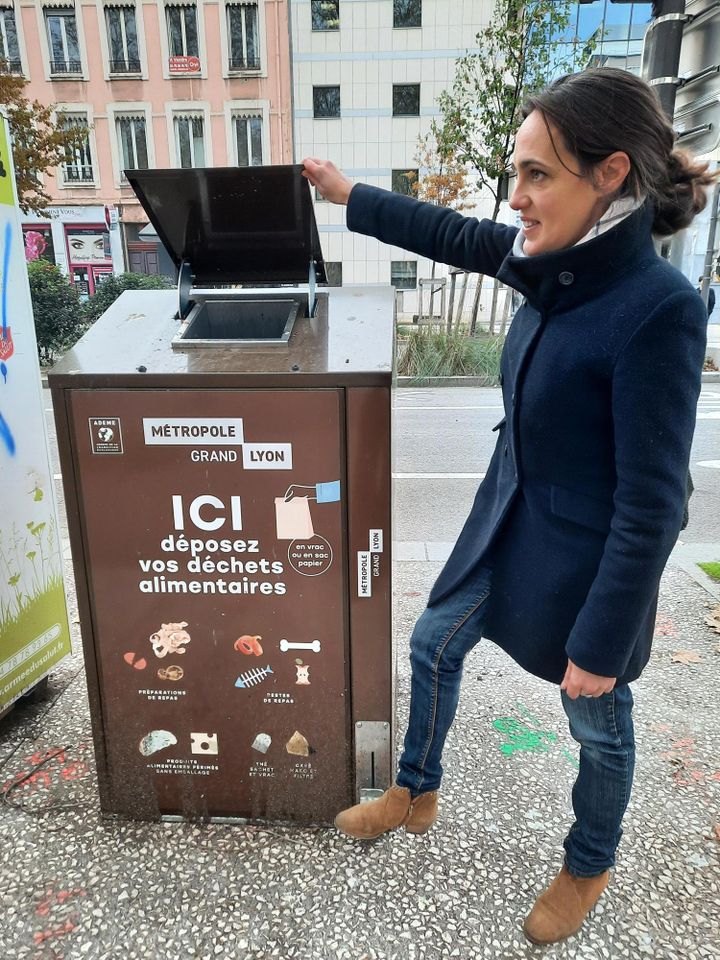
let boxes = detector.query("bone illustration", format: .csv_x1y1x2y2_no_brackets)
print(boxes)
234,664,274,689
279,639,321,653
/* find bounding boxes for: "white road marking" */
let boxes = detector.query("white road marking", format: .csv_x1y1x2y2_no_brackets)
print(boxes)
393,472,486,479
696,461,720,469
696,412,720,419
394,405,504,411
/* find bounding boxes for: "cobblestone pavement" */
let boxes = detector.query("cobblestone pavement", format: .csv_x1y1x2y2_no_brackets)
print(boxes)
1,557,719,960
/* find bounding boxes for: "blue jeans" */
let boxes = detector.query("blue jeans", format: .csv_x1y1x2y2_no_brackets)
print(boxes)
396,563,635,877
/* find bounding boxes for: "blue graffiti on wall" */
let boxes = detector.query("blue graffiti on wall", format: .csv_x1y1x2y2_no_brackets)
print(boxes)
0,220,16,455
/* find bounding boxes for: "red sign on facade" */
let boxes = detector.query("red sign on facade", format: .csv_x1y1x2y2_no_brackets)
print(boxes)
169,56,201,74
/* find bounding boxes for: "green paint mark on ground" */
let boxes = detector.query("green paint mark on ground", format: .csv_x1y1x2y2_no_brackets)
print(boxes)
490,701,578,768
493,717,558,755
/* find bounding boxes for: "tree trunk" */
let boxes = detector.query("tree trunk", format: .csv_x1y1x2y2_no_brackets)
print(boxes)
454,272,469,334
499,283,513,336
428,261,437,322
488,277,501,334
468,273,485,335
446,271,458,335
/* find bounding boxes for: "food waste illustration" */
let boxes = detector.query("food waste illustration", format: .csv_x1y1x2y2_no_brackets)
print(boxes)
114,413,349,798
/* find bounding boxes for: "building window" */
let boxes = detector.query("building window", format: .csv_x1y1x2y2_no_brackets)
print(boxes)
166,3,198,56
324,262,342,287
311,0,339,31
105,5,140,73
314,187,325,202
232,114,262,166
45,7,82,74
174,114,205,167
313,85,340,119
391,260,417,289
0,7,21,73
60,114,94,183
393,0,421,28
392,168,418,197
116,115,149,179
227,3,260,70
393,84,420,116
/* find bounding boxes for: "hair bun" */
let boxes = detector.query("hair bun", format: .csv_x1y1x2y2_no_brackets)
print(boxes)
654,149,715,236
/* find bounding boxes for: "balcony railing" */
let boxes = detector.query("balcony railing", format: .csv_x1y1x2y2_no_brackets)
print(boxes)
229,55,261,71
109,58,141,74
63,165,94,184
0,59,22,74
50,59,82,75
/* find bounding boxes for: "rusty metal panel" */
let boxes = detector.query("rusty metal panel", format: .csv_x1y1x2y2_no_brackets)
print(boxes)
65,387,351,823
346,387,393,800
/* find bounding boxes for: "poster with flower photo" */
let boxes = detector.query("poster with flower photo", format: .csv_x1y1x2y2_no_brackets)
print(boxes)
0,116,71,712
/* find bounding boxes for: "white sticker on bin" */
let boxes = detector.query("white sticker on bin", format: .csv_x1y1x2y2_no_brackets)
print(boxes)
143,418,244,445
369,529,383,553
358,551,372,598
242,443,293,469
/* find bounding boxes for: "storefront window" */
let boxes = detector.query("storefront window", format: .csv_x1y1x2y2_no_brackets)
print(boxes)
65,225,113,298
66,228,111,264
23,225,56,264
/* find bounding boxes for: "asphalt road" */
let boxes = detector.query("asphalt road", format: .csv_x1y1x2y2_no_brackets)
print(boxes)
392,385,720,545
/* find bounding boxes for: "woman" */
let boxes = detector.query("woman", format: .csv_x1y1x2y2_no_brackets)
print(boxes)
303,68,715,944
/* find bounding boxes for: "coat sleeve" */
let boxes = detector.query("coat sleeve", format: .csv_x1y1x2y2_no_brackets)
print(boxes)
564,290,707,678
346,183,519,276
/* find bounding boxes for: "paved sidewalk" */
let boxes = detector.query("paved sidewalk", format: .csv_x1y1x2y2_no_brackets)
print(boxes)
1,552,719,960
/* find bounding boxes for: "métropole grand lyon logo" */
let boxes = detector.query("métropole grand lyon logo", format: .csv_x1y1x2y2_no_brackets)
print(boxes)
89,417,124,454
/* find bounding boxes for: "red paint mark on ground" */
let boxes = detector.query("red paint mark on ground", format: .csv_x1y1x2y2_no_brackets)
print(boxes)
31,888,86,956
402,590,422,597
33,919,78,945
1,746,90,795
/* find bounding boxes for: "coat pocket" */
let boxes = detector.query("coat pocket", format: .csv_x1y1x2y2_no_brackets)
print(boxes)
550,484,614,535
492,416,507,432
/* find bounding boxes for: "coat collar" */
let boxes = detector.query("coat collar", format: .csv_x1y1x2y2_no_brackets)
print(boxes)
497,200,658,313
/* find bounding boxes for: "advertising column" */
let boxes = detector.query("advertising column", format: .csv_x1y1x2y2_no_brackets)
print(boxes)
0,116,72,712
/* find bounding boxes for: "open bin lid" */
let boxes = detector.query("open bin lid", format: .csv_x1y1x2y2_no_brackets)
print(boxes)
126,165,327,285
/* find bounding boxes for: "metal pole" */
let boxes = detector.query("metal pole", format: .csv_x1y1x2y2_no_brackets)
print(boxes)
700,181,720,308
643,0,687,119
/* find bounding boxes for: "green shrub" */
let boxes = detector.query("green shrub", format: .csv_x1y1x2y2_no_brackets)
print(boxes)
27,260,83,364
82,272,173,326
397,331,504,382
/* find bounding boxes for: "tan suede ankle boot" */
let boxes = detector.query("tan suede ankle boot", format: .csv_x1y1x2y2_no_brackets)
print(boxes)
334,785,439,840
523,864,610,944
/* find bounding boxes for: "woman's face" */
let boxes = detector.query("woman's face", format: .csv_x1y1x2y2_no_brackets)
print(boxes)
509,110,619,257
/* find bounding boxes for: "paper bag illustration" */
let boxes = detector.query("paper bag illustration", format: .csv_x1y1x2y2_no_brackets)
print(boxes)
275,496,315,539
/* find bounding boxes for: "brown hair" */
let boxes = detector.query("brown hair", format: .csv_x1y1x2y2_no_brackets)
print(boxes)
522,68,719,236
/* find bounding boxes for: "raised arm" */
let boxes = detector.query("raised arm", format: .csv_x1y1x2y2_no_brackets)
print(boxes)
302,158,518,278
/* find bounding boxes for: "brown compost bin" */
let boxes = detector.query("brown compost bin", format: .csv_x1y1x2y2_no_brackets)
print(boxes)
49,166,395,824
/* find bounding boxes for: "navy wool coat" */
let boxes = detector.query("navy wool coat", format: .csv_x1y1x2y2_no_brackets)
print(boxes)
348,185,707,685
